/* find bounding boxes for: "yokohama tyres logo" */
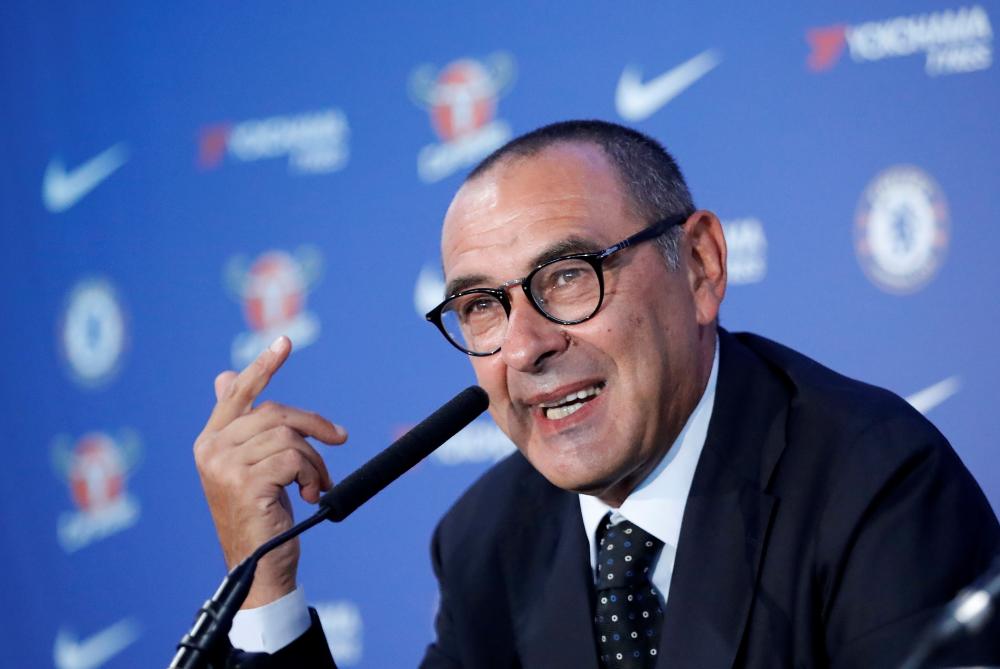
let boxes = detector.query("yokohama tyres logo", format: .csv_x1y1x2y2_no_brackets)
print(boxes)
199,108,350,174
807,5,993,76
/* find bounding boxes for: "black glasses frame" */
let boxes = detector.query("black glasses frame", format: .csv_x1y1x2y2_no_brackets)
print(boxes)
425,213,688,356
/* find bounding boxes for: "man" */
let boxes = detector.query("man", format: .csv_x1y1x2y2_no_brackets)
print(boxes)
194,120,1000,667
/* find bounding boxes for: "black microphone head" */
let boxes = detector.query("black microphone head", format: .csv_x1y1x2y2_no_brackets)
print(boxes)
319,385,490,521
465,385,490,407
450,385,490,416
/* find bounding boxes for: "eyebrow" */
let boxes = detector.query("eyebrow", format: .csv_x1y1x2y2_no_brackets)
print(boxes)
444,235,603,297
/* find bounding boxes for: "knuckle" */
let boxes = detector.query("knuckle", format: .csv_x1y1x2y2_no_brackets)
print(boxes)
193,433,216,461
275,449,299,471
253,495,276,514
214,371,236,396
248,356,270,380
312,413,333,432
248,355,267,373
230,381,253,403
303,411,329,433
202,456,229,485
259,402,289,422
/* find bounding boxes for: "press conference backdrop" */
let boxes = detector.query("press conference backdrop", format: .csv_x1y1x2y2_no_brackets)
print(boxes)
1,2,998,667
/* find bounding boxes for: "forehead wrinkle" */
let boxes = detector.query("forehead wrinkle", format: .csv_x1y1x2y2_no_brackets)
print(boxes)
444,234,605,298
441,227,518,297
441,144,635,300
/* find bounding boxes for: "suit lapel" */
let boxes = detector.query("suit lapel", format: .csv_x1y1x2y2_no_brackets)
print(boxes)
657,330,787,668
504,484,600,669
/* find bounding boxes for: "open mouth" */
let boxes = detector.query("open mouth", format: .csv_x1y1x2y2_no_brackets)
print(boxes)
539,383,605,420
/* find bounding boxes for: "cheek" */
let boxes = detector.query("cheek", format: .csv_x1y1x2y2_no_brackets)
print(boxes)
470,357,510,414
616,303,678,393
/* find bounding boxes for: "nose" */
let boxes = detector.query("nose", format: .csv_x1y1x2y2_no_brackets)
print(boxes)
500,290,569,372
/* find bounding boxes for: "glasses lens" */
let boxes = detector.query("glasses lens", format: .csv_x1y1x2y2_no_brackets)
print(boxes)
529,258,601,323
439,291,507,354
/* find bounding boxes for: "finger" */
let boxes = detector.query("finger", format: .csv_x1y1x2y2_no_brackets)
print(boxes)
205,335,292,431
226,402,347,446
239,425,333,491
214,371,238,402
252,447,326,504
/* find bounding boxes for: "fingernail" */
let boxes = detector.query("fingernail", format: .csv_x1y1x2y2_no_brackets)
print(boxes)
333,424,348,439
269,336,287,353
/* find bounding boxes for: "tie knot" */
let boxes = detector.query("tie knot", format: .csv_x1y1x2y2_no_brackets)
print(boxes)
595,518,663,591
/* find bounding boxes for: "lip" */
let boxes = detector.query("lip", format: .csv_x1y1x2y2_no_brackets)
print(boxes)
522,379,607,409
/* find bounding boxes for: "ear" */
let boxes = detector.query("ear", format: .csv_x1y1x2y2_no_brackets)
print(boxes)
684,210,727,326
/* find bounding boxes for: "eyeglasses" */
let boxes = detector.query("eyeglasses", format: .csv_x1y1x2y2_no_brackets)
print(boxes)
425,214,686,356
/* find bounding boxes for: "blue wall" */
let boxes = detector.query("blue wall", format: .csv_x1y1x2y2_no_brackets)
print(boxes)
1,2,997,667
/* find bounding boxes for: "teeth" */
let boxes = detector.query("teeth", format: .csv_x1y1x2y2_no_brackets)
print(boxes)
541,385,603,420
540,385,602,408
545,402,586,420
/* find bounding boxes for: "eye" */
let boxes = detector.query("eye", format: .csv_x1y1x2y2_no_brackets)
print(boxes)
552,267,585,287
462,296,500,318
535,259,593,295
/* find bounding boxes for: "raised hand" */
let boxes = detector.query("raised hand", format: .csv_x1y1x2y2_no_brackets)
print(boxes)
193,336,348,608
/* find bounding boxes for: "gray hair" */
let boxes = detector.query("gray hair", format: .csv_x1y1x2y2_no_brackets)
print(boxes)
467,120,695,269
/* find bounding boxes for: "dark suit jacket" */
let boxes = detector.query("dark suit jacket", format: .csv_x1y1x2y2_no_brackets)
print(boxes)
258,330,1000,668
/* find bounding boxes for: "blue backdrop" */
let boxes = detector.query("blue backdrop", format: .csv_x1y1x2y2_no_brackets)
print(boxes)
1,2,997,667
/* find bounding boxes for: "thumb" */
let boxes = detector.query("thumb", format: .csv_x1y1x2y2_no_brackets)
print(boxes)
214,370,238,402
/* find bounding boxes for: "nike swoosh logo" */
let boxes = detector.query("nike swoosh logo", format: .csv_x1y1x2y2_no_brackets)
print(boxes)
616,49,722,122
54,618,140,669
43,143,129,213
414,263,446,317
905,376,961,415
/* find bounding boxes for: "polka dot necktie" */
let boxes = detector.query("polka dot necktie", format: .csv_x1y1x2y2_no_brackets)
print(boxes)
593,515,665,669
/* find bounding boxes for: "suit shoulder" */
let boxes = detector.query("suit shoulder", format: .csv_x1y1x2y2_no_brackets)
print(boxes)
734,331,941,446
731,333,996,557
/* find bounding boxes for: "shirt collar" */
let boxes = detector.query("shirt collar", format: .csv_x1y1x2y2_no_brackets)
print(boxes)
579,339,719,552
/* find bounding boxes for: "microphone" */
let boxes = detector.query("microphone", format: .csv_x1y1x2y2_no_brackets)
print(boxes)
170,385,490,669
321,385,489,521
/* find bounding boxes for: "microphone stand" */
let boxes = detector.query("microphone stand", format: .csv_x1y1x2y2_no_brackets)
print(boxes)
168,507,331,669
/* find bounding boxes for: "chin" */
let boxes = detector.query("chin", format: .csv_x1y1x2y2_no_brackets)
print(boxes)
522,441,621,496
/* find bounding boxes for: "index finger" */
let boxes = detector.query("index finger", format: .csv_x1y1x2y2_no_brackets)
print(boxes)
204,335,292,431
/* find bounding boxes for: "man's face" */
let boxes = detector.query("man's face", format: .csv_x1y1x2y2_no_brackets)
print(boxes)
441,142,719,504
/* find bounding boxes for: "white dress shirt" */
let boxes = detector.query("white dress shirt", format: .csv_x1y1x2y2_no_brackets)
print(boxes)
230,585,312,653
231,343,719,653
